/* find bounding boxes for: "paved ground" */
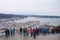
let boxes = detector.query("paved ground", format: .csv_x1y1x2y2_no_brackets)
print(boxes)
0,33,60,40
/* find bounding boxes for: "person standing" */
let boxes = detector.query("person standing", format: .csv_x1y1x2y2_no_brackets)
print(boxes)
20,28,22,35
13,28,16,35
33,28,36,39
36,27,39,36
29,28,33,37
4,28,10,37
51,28,56,34
23,28,27,37
10,29,13,36
26,28,29,36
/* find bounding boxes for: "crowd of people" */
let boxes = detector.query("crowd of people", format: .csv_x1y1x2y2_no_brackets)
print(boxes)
4,28,16,37
3,26,60,39
19,27,60,39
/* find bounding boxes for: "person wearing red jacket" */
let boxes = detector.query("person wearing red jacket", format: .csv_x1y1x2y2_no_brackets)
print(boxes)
51,28,56,34
29,28,33,37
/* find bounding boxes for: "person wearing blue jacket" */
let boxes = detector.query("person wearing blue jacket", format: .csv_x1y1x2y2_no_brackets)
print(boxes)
42,28,49,35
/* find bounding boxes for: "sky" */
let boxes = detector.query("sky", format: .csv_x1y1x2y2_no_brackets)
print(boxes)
0,0,60,16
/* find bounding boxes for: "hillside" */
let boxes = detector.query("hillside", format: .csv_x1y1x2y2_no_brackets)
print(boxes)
0,13,60,19
0,14,28,19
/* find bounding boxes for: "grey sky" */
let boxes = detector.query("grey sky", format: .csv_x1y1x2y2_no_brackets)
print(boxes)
0,0,60,16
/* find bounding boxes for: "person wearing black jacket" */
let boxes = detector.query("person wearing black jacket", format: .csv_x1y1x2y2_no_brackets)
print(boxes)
4,28,10,37
23,28,27,37
33,28,36,39
20,28,22,35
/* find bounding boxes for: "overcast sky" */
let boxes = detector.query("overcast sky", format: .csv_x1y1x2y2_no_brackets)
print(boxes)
0,0,60,16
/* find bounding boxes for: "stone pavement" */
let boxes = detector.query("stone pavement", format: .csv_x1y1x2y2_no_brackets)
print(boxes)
0,33,60,40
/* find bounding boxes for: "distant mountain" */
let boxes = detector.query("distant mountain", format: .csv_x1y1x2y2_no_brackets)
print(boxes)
0,13,60,19
0,13,28,19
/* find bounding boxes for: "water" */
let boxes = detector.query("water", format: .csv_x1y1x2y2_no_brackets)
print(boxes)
38,18,60,26
14,17,60,26
0,17,60,27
